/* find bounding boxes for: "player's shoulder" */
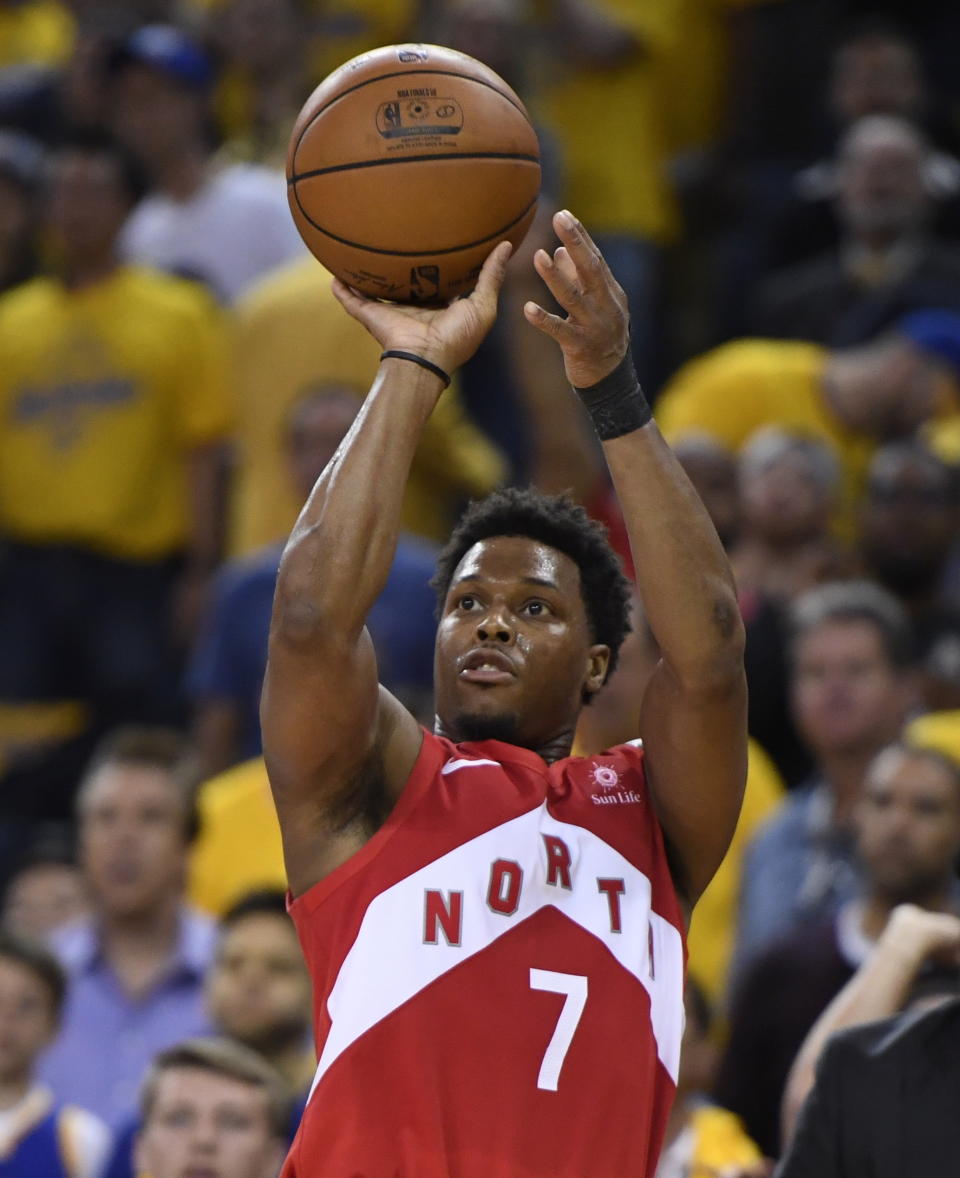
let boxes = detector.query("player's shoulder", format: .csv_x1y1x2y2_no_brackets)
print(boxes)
563,739,645,769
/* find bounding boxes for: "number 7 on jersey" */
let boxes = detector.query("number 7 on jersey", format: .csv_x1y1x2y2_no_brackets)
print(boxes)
529,969,588,1091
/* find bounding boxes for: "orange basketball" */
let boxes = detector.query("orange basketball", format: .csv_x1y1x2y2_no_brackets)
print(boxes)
286,43,541,304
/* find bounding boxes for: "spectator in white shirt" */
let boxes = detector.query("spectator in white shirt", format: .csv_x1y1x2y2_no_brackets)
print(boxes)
107,24,304,303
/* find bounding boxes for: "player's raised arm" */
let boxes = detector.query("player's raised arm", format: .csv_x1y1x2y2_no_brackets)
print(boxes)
524,212,746,909
262,242,512,897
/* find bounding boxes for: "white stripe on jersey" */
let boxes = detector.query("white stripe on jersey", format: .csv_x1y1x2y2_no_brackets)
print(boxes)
308,800,684,1102
440,758,502,775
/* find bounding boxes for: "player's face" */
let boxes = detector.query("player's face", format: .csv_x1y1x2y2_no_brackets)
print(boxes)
434,536,609,750
135,1068,283,1178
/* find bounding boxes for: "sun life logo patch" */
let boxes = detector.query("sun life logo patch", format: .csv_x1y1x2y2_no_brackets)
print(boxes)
592,764,620,790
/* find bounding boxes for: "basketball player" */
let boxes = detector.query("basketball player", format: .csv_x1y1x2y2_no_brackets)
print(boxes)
263,211,748,1177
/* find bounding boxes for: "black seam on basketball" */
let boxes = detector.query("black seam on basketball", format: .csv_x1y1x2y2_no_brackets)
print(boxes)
291,187,539,257
288,151,541,183
291,69,529,164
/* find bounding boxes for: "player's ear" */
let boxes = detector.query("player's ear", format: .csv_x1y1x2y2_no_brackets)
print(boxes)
585,645,610,696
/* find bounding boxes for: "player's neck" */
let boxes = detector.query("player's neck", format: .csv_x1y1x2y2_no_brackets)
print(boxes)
434,716,575,764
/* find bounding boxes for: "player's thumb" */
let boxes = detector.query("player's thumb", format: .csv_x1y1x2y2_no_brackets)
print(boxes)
473,241,513,310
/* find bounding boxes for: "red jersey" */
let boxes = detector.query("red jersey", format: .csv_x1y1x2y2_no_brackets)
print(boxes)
282,730,686,1178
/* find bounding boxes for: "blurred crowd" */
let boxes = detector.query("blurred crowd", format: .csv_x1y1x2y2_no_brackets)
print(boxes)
1,1,960,1175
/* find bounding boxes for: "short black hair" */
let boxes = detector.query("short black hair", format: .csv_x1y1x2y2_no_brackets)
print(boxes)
0,930,66,1020
220,888,290,931
431,488,633,691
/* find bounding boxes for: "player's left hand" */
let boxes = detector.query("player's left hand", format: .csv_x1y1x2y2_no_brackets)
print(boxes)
523,209,630,388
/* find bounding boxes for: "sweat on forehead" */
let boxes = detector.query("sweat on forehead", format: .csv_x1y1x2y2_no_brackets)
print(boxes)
452,535,578,586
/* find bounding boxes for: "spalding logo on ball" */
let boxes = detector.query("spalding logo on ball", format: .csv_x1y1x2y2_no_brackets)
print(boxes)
286,43,541,304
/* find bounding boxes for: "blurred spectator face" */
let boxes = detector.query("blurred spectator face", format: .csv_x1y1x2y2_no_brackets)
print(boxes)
215,0,303,76
861,444,957,597
0,956,57,1082
110,63,205,169
837,117,928,240
831,35,923,126
672,436,740,549
841,337,948,439
78,763,190,919
136,1066,283,1178
855,746,960,902
285,388,361,502
791,619,909,758
739,432,837,546
2,862,87,940
206,912,310,1051
45,148,133,267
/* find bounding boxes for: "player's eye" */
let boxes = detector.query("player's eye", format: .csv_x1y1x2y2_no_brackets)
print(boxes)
524,600,549,616
458,595,477,611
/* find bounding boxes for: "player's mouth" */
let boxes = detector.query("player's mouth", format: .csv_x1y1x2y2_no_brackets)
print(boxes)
458,647,517,684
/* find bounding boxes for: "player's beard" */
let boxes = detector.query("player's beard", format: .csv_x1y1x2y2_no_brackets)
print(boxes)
453,710,521,745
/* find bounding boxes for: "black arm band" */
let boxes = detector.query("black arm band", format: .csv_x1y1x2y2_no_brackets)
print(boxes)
573,351,652,440
380,349,451,389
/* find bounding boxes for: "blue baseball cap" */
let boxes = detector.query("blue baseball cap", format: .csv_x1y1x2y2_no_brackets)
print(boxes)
898,310,960,380
108,24,213,91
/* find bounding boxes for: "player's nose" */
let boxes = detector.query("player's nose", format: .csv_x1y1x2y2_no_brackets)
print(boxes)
475,603,514,643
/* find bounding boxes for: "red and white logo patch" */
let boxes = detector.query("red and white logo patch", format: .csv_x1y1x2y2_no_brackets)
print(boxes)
591,764,620,790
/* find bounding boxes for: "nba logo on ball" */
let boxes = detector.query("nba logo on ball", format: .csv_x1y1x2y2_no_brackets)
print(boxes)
286,43,541,304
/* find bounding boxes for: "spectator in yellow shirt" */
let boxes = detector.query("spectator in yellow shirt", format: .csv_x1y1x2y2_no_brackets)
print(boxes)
228,255,507,554
655,315,960,540
0,0,73,69
0,134,230,818
535,0,679,381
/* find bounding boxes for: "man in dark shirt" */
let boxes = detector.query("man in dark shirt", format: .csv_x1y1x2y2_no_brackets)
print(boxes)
717,741,960,1157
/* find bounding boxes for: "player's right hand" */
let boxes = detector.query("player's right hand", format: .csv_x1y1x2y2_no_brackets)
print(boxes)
331,240,513,378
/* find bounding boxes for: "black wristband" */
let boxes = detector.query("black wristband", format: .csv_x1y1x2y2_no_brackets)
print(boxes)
573,351,651,440
380,349,451,389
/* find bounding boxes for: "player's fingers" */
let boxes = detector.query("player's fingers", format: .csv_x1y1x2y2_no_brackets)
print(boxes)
534,248,583,314
552,209,606,290
472,240,513,308
555,208,602,258
523,300,577,344
553,246,579,290
331,277,373,321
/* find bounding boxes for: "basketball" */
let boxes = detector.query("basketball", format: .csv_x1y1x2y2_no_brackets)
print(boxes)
286,43,541,304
